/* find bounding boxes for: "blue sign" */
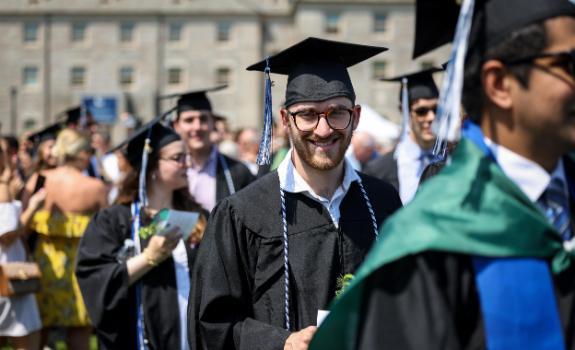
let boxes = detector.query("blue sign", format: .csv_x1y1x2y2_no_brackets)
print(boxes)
82,96,117,124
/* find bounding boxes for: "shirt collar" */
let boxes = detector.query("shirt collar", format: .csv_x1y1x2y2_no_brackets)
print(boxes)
394,136,428,161
484,137,566,202
277,148,361,198
190,146,218,172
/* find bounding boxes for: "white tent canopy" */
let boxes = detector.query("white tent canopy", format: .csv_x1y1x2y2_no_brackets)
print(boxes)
355,103,400,147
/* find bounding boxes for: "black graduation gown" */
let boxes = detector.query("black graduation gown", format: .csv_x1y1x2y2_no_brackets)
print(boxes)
356,156,575,350
356,251,575,350
363,151,399,191
75,204,197,350
215,153,256,203
188,172,402,350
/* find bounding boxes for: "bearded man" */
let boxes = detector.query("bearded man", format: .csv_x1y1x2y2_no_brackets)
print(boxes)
188,37,402,350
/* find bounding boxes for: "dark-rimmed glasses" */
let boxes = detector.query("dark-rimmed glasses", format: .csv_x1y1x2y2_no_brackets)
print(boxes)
504,49,575,78
288,107,354,132
412,106,437,117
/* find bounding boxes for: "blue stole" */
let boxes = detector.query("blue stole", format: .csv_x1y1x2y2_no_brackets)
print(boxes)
463,121,566,350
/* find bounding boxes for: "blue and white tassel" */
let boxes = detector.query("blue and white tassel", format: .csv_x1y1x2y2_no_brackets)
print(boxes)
256,57,274,165
432,0,476,160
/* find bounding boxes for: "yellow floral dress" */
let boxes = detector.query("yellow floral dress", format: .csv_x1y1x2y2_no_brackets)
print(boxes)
30,209,92,327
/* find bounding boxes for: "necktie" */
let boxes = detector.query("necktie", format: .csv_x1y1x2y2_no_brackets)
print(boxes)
538,177,572,241
418,151,433,176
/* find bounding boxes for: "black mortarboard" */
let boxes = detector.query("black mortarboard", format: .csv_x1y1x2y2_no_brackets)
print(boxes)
247,37,387,108
109,117,180,169
413,0,575,59
124,120,181,169
383,67,443,103
160,85,227,114
247,37,387,165
27,122,62,145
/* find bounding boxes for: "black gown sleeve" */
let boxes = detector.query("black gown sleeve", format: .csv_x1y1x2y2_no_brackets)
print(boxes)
75,205,136,349
189,199,290,350
356,251,485,350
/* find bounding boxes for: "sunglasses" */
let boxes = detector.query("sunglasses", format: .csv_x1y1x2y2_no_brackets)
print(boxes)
412,106,437,117
505,49,575,78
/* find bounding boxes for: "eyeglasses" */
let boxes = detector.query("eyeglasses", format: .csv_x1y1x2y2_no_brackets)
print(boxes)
504,49,575,79
159,154,187,165
288,107,354,132
412,106,437,117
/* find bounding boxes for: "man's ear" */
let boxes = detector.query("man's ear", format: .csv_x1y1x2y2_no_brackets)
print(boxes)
482,60,514,110
351,105,361,130
280,108,290,128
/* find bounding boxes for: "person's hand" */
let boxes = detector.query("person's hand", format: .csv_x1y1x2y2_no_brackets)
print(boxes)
284,326,317,350
28,188,46,212
142,226,182,265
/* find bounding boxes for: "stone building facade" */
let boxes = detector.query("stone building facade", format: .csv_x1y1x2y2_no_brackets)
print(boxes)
0,0,449,135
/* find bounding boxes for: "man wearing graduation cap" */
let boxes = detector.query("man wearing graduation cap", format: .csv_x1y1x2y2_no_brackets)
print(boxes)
311,0,575,349
168,87,256,212
363,67,442,204
188,37,402,350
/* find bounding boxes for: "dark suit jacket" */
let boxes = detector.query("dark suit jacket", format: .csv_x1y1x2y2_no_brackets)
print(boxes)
215,153,256,203
363,150,399,192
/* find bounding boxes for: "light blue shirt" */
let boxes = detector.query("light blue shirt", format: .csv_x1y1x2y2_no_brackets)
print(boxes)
394,137,431,204
277,149,361,228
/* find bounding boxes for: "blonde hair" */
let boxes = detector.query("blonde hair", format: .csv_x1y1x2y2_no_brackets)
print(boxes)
51,128,92,165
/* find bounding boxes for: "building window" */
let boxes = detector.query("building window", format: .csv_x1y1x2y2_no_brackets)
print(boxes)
120,22,134,43
217,22,231,42
374,13,387,33
23,66,39,85
23,22,39,42
373,61,388,80
70,66,86,86
71,22,86,42
168,68,182,85
168,23,182,42
119,66,134,86
216,67,231,85
325,13,340,34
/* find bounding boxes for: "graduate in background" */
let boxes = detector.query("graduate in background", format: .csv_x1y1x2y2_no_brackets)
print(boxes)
76,120,207,350
311,0,575,349
166,87,256,213
363,67,442,204
188,37,402,350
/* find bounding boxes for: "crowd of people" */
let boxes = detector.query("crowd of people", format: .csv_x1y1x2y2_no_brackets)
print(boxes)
1,0,575,349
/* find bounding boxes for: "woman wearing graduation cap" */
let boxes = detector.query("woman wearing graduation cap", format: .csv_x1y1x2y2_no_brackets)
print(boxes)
76,120,207,350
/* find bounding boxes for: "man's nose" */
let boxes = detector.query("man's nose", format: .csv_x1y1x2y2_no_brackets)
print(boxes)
314,115,333,138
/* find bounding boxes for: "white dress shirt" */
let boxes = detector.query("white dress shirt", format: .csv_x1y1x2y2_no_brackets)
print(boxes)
394,137,432,204
277,149,361,228
484,137,567,202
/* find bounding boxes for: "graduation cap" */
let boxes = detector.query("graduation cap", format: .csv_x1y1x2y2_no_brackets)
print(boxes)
160,85,227,115
383,67,443,143
27,122,63,146
56,106,95,130
413,0,575,159
383,67,443,104
413,0,575,60
247,37,388,164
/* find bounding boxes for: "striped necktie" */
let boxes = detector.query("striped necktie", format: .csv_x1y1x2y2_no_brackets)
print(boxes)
537,177,572,241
